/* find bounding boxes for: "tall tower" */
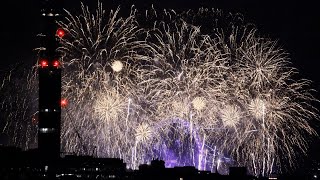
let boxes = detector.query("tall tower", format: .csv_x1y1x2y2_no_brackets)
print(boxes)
38,0,64,160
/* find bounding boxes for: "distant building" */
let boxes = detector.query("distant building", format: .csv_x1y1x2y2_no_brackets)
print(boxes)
0,146,276,180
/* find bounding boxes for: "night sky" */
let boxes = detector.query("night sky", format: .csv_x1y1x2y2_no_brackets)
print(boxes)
1,0,320,172
1,0,320,89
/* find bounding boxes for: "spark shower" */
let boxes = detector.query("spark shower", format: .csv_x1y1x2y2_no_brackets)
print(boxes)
0,2,318,176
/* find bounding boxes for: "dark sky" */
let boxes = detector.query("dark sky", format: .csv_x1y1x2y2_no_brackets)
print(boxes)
1,0,320,168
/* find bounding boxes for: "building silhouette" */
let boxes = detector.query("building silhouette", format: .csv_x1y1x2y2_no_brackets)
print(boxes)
0,146,259,180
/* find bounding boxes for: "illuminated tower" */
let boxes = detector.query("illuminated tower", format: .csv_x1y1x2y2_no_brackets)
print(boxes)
38,0,64,160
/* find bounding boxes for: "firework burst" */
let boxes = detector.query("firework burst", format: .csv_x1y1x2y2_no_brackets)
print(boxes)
0,3,318,177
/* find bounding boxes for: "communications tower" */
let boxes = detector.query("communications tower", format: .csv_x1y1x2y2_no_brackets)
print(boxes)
38,0,65,160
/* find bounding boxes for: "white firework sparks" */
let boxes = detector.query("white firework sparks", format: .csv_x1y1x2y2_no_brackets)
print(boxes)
192,96,206,111
170,98,190,119
135,123,153,143
93,88,127,122
220,105,241,127
1,3,319,177
111,60,124,72
248,98,266,120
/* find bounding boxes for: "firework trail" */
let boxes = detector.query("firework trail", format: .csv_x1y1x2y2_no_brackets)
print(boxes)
0,2,319,176
0,63,38,149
